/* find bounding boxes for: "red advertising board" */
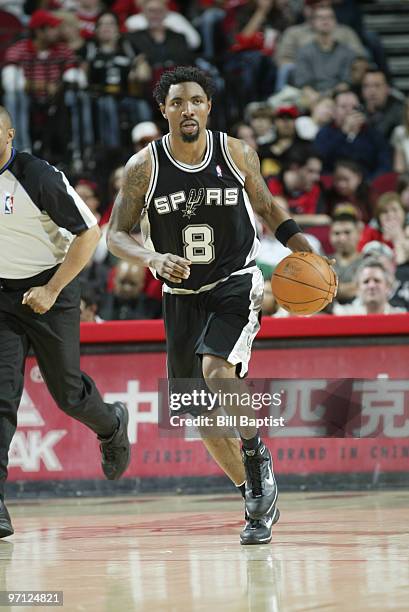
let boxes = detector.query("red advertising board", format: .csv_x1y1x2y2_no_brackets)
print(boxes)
8,334,409,483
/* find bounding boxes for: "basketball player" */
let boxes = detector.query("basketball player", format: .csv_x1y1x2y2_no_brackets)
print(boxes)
0,107,130,539
107,67,313,545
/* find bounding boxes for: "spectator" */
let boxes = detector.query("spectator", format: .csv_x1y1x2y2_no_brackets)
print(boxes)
246,104,275,146
57,11,86,54
126,0,194,82
391,98,409,173
329,205,363,303
276,0,366,90
258,105,309,177
294,6,356,106
2,10,77,157
256,196,323,278
360,240,409,311
324,159,373,222
126,0,201,49
333,259,405,314
350,55,370,97
267,147,329,223
361,70,405,140
80,11,152,148
231,122,258,151
314,90,392,178
80,286,104,322
99,260,162,319
100,165,126,226
131,120,161,152
295,95,335,140
74,178,101,222
358,192,409,265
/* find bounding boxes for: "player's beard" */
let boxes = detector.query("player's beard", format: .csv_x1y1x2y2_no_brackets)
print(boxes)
181,129,200,143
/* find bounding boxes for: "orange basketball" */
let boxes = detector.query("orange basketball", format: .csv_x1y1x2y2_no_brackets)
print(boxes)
271,252,337,315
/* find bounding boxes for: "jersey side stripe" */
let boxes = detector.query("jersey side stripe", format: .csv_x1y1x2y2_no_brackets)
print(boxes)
145,142,159,207
220,132,245,186
242,190,260,265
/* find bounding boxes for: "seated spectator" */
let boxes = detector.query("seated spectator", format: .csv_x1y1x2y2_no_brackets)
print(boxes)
314,90,392,179
391,98,409,173
333,258,405,314
358,192,409,265
100,260,162,319
80,11,152,148
2,10,78,157
267,147,329,224
397,173,409,212
230,122,258,151
246,103,275,146
361,70,405,140
126,0,194,84
258,106,309,177
329,205,363,303
80,286,104,322
294,6,356,107
295,96,335,140
276,0,365,91
131,120,161,152
126,0,201,49
350,55,370,97
74,178,101,222
360,240,409,311
256,196,323,278
324,159,373,222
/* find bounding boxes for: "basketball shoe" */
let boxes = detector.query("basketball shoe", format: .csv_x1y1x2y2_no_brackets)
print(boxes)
99,402,130,480
240,505,280,545
242,442,278,519
0,499,13,538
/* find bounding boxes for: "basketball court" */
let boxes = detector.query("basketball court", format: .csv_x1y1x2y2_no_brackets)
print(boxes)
1,490,408,611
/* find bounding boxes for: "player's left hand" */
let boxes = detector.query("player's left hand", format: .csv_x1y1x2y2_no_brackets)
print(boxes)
22,285,59,314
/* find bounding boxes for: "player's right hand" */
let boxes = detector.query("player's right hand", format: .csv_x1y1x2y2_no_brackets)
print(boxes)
151,253,191,283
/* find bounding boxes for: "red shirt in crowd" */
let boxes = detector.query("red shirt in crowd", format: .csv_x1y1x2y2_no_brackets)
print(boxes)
4,39,76,100
267,177,324,215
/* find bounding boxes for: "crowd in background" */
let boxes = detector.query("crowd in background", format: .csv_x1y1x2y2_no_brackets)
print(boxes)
1,0,409,320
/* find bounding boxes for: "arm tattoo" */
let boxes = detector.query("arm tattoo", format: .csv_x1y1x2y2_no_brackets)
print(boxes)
243,143,274,215
112,157,151,233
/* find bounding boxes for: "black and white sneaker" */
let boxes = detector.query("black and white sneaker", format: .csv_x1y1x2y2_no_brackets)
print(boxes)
243,443,278,520
0,499,13,538
240,506,280,545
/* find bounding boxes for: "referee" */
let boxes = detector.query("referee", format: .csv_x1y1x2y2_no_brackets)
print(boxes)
0,107,130,538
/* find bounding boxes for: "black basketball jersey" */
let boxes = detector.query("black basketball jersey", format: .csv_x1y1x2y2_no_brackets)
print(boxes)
140,130,259,292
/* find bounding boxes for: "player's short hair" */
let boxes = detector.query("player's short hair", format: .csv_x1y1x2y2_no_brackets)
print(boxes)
153,66,215,105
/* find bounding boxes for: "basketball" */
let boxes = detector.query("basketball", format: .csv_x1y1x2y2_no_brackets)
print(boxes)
271,252,337,315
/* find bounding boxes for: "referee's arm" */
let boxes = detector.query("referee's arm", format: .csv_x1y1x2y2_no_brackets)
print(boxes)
22,165,101,314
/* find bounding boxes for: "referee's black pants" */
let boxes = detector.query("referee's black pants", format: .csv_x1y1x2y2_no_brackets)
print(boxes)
0,267,118,500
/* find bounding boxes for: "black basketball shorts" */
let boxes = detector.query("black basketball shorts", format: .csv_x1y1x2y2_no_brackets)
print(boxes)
163,267,263,415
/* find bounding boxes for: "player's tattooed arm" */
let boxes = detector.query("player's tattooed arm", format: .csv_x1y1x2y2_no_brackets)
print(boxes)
227,136,313,252
107,150,155,266
107,149,191,282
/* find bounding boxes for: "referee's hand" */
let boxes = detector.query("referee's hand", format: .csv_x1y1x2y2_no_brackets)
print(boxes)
22,286,59,314
151,253,191,284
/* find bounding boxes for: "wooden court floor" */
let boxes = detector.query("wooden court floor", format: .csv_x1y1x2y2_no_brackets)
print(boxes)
0,490,408,612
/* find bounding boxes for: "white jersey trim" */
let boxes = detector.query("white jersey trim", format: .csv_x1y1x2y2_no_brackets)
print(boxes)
55,166,97,228
242,189,260,265
145,142,159,208
162,130,213,173
220,133,245,186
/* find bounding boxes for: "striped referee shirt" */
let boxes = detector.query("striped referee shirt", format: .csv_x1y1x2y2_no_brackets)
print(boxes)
0,149,97,279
